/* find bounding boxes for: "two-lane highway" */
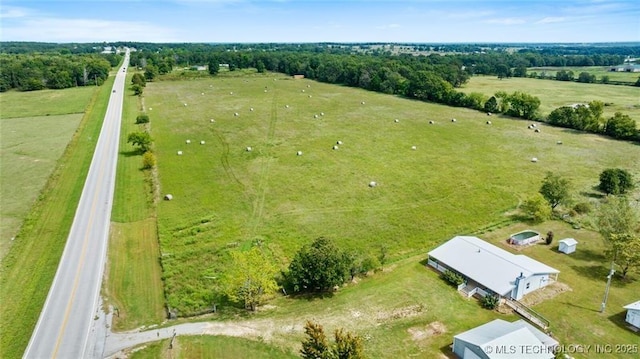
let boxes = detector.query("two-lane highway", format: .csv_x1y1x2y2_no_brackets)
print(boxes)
23,51,129,359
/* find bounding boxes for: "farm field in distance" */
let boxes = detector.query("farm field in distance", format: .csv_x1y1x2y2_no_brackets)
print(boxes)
527,66,640,84
459,75,640,121
0,86,96,258
144,71,640,320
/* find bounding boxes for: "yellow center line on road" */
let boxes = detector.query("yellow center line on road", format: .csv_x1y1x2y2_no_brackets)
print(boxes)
50,101,117,358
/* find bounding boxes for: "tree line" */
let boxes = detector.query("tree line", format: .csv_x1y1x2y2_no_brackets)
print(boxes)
0,53,119,91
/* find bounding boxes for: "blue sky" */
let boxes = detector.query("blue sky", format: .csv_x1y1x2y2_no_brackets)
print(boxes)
1,0,639,43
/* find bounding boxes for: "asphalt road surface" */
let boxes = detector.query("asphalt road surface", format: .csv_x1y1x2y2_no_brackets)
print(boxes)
23,51,129,359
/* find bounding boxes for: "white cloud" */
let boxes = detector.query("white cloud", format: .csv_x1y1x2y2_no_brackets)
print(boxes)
376,24,401,30
536,17,566,24
484,18,526,25
2,18,178,42
0,5,30,19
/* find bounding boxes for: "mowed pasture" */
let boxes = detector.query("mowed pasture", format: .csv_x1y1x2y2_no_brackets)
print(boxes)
146,72,640,315
528,66,640,84
0,86,96,259
459,75,640,121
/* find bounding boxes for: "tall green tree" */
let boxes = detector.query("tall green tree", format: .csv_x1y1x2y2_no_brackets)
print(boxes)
599,168,634,195
607,234,640,278
605,112,637,141
596,196,638,242
127,131,153,153
539,172,571,210
220,247,279,311
287,237,352,293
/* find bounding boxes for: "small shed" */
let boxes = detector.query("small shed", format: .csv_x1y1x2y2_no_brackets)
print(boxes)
558,238,578,254
624,301,640,328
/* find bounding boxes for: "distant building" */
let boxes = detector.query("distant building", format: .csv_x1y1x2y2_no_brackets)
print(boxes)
452,319,558,359
609,64,640,72
558,238,578,254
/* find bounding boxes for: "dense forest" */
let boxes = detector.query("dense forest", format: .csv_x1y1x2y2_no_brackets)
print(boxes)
1,41,637,141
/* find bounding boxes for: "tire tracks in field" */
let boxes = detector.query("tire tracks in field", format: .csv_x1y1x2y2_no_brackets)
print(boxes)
211,128,245,190
248,91,279,236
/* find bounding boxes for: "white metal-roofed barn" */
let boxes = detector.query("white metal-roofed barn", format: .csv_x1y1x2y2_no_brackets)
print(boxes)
428,236,559,300
453,319,558,359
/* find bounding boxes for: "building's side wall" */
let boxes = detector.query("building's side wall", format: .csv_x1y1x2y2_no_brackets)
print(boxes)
452,338,490,359
626,309,640,327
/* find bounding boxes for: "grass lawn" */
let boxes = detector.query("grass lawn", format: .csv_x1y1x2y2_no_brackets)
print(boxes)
104,75,166,331
0,114,83,258
459,75,640,121
0,86,96,119
130,336,298,359
481,220,640,359
0,79,112,359
145,73,640,316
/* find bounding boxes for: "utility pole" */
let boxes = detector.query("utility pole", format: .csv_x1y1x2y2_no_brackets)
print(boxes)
600,260,615,313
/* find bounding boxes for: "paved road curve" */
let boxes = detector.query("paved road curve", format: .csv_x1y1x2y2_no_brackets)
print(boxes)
23,51,130,359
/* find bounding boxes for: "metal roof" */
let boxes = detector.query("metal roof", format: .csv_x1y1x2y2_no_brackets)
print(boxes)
455,319,557,359
428,236,559,296
624,300,640,311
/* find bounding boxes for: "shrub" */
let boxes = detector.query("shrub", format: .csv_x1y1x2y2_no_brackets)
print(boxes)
135,113,150,124
481,295,500,309
442,270,465,286
142,151,156,169
573,202,592,214
286,237,352,293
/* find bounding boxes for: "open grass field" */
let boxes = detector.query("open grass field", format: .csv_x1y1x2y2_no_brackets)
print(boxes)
528,66,640,84
0,113,83,258
0,86,96,119
104,75,166,332
459,75,640,121
0,79,112,359
130,336,298,359
143,72,640,319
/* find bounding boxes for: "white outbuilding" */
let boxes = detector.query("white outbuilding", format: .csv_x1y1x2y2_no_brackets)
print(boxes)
623,300,640,328
558,238,578,254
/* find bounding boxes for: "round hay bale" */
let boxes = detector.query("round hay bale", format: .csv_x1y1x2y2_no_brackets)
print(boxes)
557,141,563,145
314,114,319,118
149,107,152,110
307,85,311,88
177,151,183,155
336,140,343,145
534,128,540,133
250,107,254,111
411,145,417,150
332,145,339,150
234,112,239,117
531,123,537,128
201,92,204,95
186,139,191,144
361,101,365,105
429,120,434,124
230,91,233,95
487,112,492,116
320,112,325,116
528,125,533,129
368,181,377,188
246,146,252,152
164,194,173,201
309,95,312,98
210,119,215,123
296,151,303,156
531,157,538,162
264,89,268,93
451,118,456,122
200,140,206,145
302,89,305,92
486,121,492,125
394,119,399,123
184,103,188,107
285,105,289,108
